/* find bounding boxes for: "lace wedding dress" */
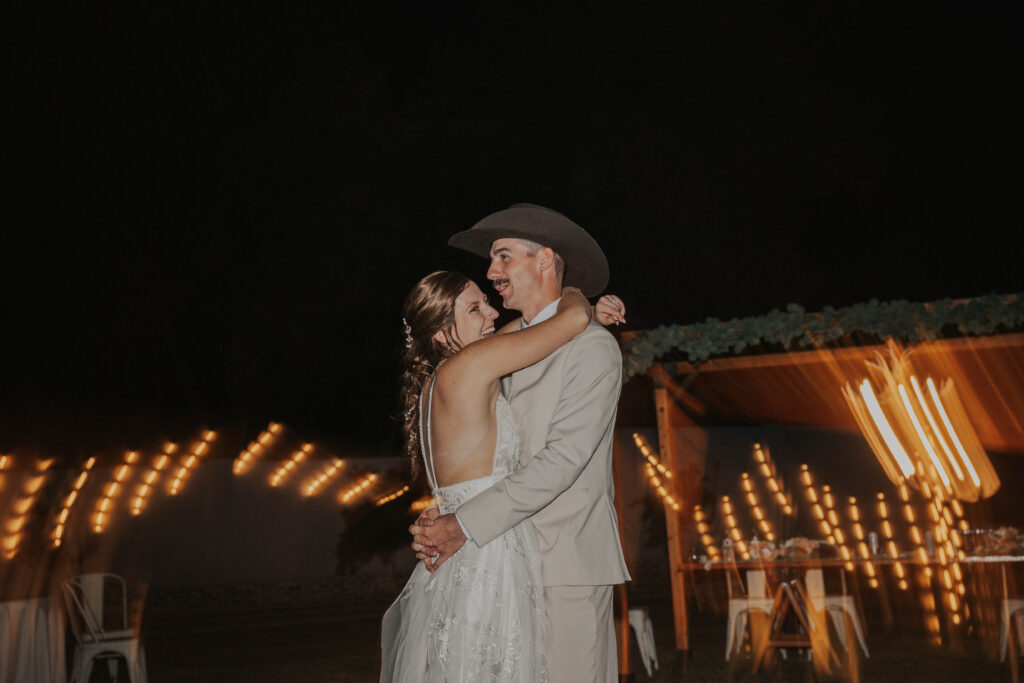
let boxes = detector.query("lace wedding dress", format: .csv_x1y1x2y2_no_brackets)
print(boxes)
380,381,547,682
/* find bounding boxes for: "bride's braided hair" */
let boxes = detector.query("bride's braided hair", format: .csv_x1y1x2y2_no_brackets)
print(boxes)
399,271,471,476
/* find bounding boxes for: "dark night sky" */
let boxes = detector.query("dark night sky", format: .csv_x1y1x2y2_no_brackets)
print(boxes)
3,3,1023,456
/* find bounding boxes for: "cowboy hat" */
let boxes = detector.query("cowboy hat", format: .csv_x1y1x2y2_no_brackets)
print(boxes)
447,203,609,296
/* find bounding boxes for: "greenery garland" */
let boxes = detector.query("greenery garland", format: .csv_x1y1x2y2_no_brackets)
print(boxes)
623,293,1024,379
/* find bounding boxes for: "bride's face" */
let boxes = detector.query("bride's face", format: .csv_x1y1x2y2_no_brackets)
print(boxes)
436,282,499,350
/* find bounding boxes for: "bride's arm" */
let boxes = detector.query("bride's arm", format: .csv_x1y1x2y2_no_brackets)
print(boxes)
495,317,522,335
443,288,591,386
495,294,625,336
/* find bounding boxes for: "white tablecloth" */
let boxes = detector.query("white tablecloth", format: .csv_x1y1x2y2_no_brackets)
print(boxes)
0,597,66,683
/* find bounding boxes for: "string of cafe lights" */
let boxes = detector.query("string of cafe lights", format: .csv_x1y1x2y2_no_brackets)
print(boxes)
752,444,793,515
740,473,775,542
846,497,878,588
876,493,908,590
374,485,411,506
93,451,140,534
632,433,680,510
799,465,834,542
720,495,750,560
338,473,379,505
692,505,720,560
168,431,216,495
130,444,175,516
52,457,96,548
0,454,10,492
233,422,283,475
3,459,52,559
269,443,312,488
302,458,345,497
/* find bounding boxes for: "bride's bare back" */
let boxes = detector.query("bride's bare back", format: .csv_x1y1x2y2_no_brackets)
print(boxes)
423,289,592,488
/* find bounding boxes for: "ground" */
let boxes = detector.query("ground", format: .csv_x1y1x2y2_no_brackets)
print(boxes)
130,599,1013,682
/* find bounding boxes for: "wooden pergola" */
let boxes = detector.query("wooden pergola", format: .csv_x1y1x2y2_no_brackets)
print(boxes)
614,319,1024,660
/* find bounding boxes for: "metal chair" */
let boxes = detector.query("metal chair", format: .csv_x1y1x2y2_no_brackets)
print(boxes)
804,568,869,658
61,573,146,683
627,607,659,676
725,569,775,659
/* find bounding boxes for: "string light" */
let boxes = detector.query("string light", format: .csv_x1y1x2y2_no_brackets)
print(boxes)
633,433,680,510
374,485,411,506
753,443,793,515
692,505,720,560
409,495,436,514
269,443,313,487
799,465,834,542
233,422,283,475
720,496,749,560
129,444,175,516
338,473,379,505
302,458,345,496
93,451,140,534
741,472,774,542
3,458,52,559
877,492,907,590
168,430,216,495
842,345,999,502
51,457,97,548
0,454,10,492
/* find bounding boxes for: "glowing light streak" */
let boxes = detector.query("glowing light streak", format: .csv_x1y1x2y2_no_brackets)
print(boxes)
692,505,719,559
898,384,951,487
926,378,981,488
910,376,964,480
233,422,283,475
633,434,680,510
93,452,139,533
859,379,915,477
168,431,216,495
338,473,379,505
302,458,346,496
51,457,97,548
374,485,410,506
128,444,175,516
269,443,313,487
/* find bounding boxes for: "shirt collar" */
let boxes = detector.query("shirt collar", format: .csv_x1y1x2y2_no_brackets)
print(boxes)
521,298,561,328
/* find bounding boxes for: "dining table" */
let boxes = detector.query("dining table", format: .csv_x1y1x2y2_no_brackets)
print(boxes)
0,596,66,683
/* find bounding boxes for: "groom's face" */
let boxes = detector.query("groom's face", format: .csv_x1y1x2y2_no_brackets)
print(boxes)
486,238,543,313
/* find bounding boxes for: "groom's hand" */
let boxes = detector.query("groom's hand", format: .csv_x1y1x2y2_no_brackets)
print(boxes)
409,507,440,566
410,512,466,572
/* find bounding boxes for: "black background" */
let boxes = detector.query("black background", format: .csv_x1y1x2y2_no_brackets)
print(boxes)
4,3,1022,456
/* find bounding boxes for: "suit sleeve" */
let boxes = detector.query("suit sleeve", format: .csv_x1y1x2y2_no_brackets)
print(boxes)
458,326,622,546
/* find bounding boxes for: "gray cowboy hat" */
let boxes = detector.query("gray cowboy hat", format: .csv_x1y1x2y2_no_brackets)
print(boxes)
447,203,609,297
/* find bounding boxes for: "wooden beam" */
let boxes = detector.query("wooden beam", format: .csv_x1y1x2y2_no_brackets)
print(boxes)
654,386,689,651
648,363,706,416
665,332,1024,376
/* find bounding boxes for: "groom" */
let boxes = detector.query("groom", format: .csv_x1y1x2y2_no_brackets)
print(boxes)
411,203,630,681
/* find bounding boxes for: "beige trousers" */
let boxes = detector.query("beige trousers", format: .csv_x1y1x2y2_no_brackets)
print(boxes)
544,584,617,682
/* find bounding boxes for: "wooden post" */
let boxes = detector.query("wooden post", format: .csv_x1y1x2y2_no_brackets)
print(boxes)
612,438,632,677
655,386,690,651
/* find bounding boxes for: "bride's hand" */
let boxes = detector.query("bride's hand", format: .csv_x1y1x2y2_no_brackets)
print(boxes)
594,294,626,326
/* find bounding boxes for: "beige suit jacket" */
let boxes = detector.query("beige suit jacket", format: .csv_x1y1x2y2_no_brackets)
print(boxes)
458,320,631,587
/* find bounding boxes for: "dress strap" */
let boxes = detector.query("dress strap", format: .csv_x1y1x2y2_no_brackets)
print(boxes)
418,374,439,492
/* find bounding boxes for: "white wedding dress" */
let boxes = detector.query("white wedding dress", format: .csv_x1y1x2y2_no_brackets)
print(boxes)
380,380,547,682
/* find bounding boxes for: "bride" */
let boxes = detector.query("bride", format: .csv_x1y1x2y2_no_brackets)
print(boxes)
380,270,624,682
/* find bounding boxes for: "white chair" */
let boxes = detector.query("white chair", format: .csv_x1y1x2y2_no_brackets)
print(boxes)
804,568,869,658
62,573,147,683
999,598,1024,662
725,570,775,659
628,607,658,676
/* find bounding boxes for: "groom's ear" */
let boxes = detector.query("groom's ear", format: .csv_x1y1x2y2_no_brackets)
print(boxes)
536,247,556,273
